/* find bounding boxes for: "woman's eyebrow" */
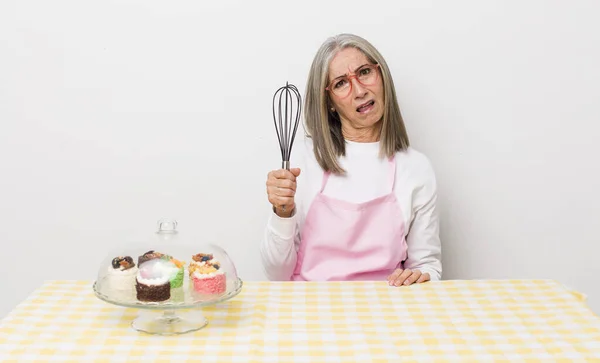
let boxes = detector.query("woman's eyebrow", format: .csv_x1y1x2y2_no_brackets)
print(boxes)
331,63,370,81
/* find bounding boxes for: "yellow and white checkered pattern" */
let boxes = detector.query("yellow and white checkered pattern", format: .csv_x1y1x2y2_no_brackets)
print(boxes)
1,280,599,362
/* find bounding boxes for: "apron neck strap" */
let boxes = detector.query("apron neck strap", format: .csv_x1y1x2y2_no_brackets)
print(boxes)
320,171,330,193
387,156,397,192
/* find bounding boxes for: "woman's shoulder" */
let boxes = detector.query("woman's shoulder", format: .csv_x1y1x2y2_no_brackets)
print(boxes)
287,136,324,183
290,136,317,167
395,147,437,187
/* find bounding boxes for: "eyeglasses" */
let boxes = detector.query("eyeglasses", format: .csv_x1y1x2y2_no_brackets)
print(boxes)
325,63,381,98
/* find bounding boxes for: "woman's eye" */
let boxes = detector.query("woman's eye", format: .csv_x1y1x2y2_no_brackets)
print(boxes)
334,79,347,89
360,68,371,76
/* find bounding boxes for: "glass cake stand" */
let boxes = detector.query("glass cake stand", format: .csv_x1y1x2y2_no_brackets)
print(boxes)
93,276,243,335
92,218,244,335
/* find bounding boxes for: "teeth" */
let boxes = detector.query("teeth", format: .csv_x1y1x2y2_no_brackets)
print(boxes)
357,101,374,111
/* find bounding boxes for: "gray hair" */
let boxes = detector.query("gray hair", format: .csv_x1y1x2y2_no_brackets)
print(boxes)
303,33,410,174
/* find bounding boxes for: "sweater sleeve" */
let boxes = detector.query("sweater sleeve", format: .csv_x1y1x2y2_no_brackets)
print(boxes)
260,211,299,281
403,157,443,281
260,137,309,281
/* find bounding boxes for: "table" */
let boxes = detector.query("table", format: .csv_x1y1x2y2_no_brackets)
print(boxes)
1,279,599,362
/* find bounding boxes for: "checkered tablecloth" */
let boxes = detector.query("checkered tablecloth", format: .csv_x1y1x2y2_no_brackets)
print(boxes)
1,280,599,362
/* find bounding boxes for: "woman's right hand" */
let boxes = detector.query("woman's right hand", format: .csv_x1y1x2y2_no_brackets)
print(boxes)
266,168,301,218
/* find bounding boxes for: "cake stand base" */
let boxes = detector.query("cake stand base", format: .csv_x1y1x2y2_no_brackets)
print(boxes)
132,309,208,335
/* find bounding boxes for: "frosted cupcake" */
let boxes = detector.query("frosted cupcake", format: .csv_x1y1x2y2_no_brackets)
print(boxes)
189,253,226,295
135,252,171,302
162,255,185,289
105,256,138,294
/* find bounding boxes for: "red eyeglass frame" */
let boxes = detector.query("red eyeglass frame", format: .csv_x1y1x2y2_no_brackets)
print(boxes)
325,63,381,98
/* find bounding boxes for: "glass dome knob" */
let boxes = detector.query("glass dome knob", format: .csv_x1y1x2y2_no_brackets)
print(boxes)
157,218,178,234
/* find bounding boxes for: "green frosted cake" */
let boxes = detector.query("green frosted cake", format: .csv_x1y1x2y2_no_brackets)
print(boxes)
163,255,185,289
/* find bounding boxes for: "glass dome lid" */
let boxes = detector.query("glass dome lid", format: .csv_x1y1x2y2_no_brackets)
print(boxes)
93,218,242,308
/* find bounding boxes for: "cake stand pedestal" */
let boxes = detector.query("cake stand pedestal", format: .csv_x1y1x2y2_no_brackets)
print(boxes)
132,309,208,335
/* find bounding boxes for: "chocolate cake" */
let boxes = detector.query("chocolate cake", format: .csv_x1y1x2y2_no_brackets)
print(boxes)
135,252,171,302
135,280,170,302
138,250,164,265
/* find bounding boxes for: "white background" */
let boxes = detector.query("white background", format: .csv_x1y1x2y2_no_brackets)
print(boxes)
1,0,599,318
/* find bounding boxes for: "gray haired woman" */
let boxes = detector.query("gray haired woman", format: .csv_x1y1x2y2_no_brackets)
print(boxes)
261,33,442,287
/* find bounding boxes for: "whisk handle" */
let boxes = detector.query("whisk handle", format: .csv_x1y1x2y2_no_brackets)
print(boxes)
278,160,291,213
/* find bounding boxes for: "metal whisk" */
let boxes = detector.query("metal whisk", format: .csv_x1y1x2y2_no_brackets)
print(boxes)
272,82,302,212
273,82,302,170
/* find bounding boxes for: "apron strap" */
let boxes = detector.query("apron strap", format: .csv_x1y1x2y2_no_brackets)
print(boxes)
388,156,397,192
320,171,330,193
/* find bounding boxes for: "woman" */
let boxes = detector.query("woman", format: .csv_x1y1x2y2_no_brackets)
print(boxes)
261,33,442,287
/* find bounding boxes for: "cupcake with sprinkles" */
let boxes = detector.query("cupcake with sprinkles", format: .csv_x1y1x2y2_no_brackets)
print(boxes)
188,253,226,295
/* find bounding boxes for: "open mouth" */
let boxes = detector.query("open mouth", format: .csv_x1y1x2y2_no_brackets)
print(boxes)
356,100,375,113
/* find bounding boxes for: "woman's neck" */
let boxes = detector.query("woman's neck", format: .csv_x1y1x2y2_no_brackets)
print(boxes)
341,121,381,143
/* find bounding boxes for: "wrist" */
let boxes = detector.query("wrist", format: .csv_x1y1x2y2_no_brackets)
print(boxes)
273,205,295,218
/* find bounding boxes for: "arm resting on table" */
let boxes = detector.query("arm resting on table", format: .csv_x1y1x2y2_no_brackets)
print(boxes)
403,162,442,281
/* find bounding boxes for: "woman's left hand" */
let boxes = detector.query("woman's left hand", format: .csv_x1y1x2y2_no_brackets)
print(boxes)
387,268,430,287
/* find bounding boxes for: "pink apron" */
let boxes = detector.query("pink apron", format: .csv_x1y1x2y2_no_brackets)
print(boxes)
292,156,408,281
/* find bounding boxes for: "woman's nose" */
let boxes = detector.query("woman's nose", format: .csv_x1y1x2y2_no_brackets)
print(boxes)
351,78,367,98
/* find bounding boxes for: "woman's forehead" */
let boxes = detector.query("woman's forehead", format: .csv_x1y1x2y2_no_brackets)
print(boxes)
329,48,369,79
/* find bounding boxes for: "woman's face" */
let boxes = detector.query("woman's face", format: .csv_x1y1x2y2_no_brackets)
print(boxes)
327,47,384,134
